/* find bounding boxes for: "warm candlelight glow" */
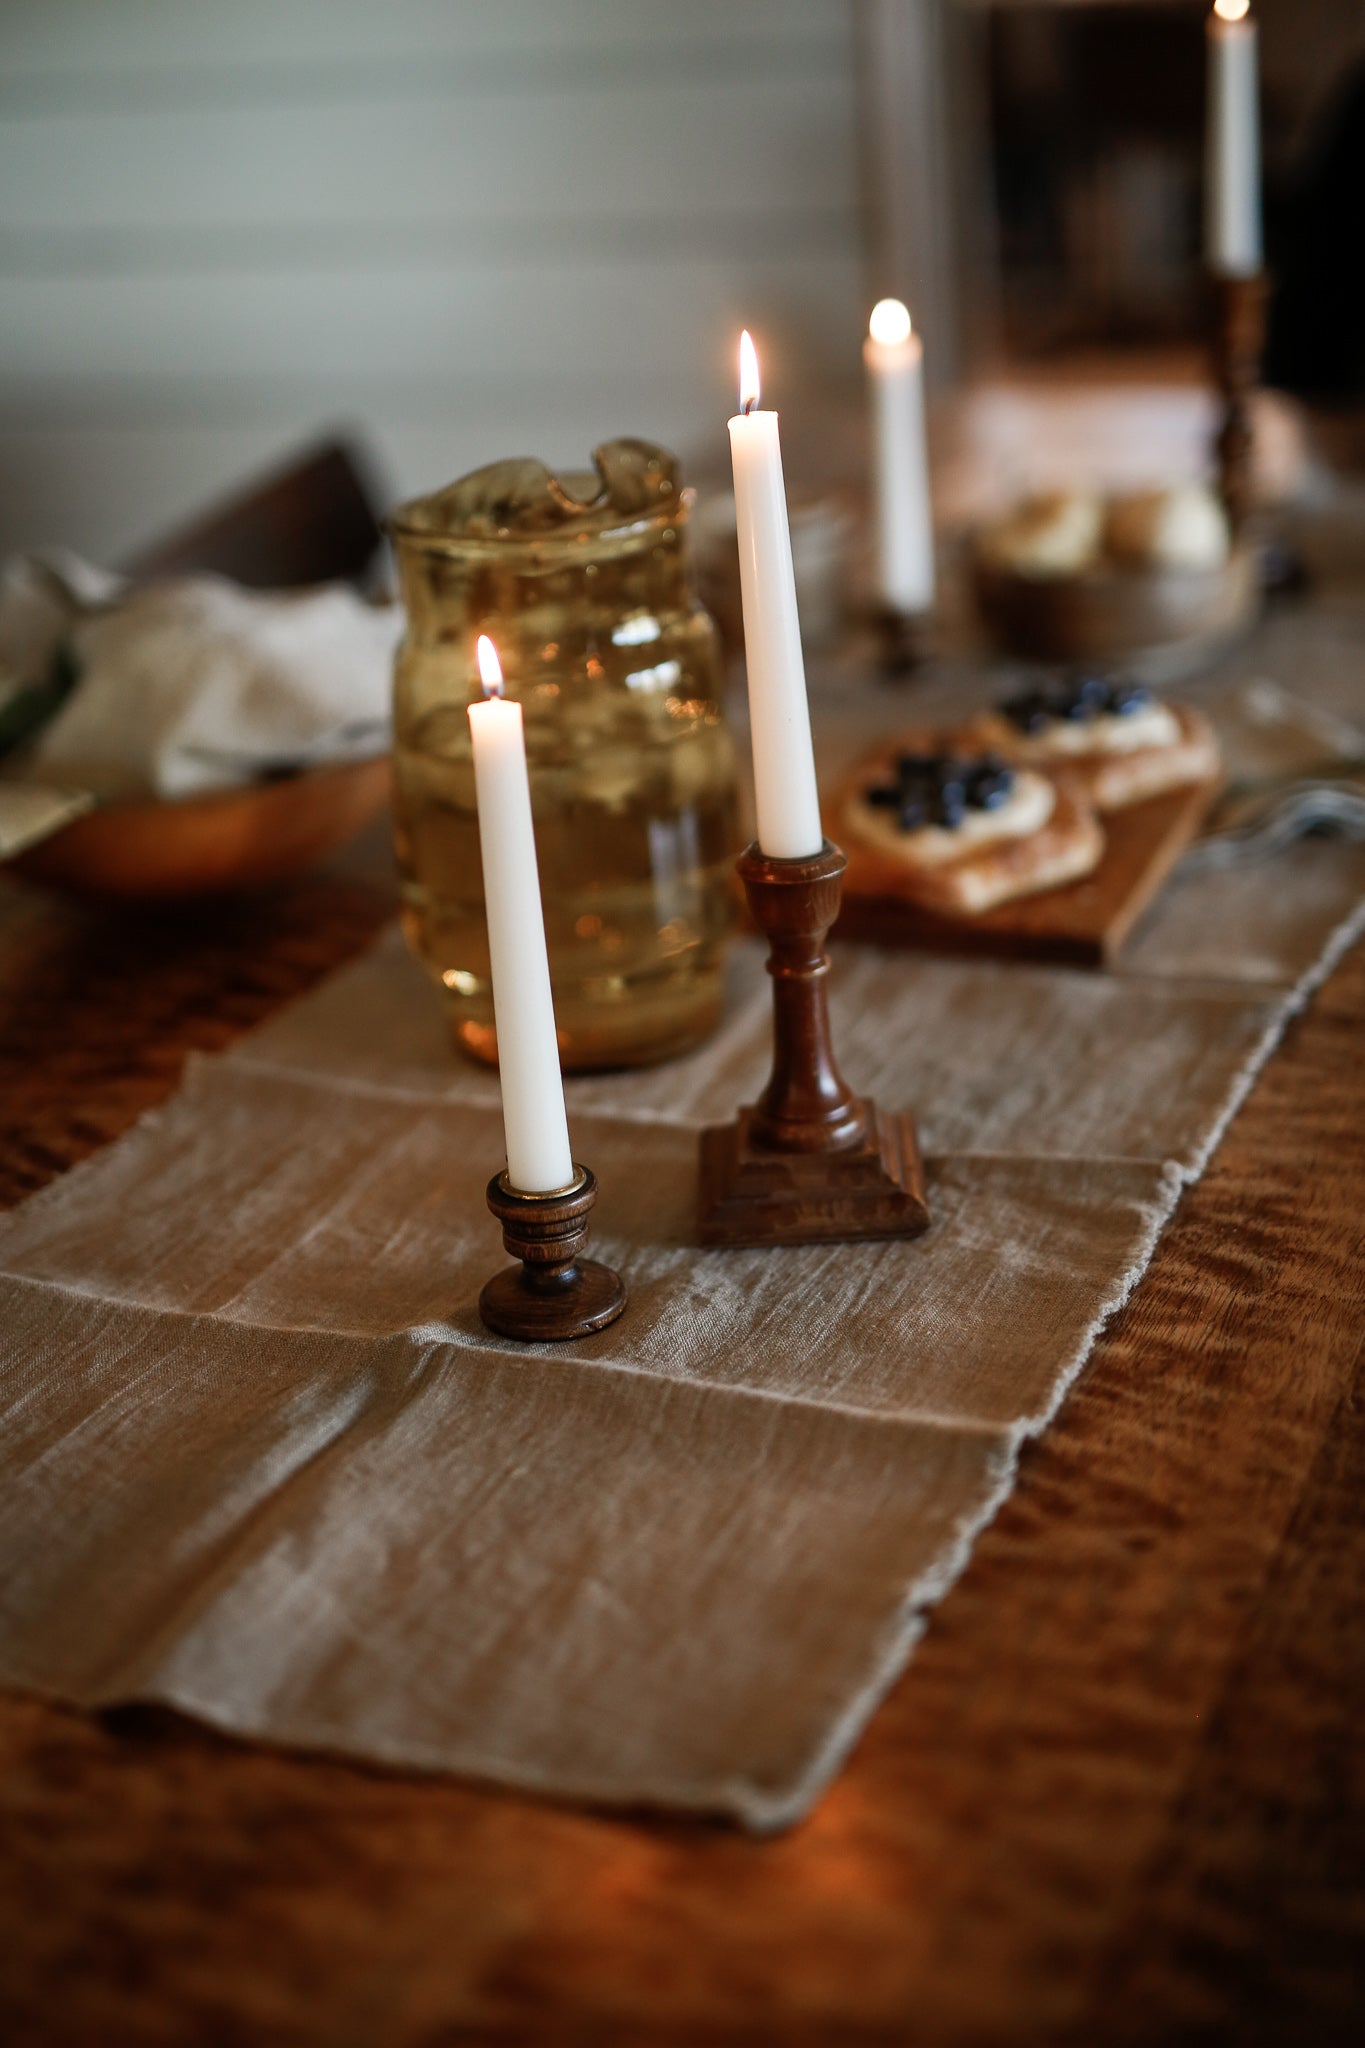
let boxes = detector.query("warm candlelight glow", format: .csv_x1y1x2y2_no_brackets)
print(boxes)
476,633,504,697
1206,0,1260,273
727,328,823,855
864,295,934,612
869,298,912,347
738,329,760,414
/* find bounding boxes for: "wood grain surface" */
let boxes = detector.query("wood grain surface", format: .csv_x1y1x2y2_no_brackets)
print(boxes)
0,852,1361,2048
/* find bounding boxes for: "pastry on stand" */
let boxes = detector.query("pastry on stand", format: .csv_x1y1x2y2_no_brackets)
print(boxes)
971,484,1256,671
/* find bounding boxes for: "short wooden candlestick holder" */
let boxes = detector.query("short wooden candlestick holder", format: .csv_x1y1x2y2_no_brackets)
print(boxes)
698,840,930,1248
872,602,936,680
1211,270,1268,534
479,1165,627,1342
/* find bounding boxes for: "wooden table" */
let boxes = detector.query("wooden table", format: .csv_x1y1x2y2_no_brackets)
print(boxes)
0,842,1361,2047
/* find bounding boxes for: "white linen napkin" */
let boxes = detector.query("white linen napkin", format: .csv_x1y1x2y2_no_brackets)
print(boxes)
0,553,400,811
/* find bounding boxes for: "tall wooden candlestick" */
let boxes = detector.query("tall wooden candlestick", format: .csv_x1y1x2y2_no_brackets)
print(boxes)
697,840,930,1248
1212,270,1267,535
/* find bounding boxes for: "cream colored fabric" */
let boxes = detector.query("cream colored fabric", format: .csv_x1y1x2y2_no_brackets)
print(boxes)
0,1277,1013,1827
0,552,398,812
0,658,1362,1829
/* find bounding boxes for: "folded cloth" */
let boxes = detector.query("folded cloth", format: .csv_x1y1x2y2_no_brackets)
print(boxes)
1189,676,1365,869
1189,777,1365,870
1,552,400,803
1216,674,1364,784
0,551,120,689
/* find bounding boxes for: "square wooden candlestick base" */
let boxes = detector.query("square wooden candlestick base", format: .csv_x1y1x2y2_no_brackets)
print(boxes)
698,1099,929,1249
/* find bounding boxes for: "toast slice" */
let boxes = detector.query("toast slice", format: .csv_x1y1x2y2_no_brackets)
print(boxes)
839,747,1104,917
961,701,1220,813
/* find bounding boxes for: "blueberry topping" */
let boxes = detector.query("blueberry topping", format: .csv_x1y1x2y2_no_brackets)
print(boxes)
967,754,1014,810
862,749,1017,834
1000,673,1151,731
1002,689,1052,734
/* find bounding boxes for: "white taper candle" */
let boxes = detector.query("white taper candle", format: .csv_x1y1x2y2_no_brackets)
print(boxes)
1206,0,1262,277
864,298,935,615
468,635,575,1194
727,330,824,861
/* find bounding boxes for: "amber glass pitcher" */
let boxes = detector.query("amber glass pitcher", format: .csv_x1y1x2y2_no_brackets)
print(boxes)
390,440,740,1071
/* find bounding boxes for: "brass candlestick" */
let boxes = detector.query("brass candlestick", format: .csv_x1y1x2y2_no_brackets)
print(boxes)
697,840,930,1248
480,1165,627,1341
1211,270,1268,534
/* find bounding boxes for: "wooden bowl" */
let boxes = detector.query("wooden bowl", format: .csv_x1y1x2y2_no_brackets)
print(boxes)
9,754,391,900
971,541,1259,671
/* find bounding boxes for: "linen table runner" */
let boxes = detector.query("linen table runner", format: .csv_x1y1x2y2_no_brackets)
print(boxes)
0,655,1362,1829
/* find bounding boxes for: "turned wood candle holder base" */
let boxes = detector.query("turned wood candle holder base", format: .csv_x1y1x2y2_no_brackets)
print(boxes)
480,1166,627,1342
697,841,930,1249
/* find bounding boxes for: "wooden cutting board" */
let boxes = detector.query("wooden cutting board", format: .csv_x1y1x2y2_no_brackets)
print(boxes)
832,775,1220,967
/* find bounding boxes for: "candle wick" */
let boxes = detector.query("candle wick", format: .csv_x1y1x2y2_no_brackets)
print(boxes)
742,395,758,416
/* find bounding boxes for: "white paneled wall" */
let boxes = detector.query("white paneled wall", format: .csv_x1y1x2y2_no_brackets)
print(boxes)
0,0,865,560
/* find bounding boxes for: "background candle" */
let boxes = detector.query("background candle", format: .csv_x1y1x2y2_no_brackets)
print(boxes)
864,298,935,616
467,635,575,1194
1205,0,1261,277
727,330,824,861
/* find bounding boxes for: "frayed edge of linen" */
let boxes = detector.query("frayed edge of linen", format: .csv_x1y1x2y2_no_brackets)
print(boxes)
740,893,1365,1830
1179,887,1365,1184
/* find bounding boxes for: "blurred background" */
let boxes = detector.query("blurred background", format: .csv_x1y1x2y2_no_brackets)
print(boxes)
2,0,1361,562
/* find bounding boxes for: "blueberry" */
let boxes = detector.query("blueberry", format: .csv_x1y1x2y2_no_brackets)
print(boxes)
975,770,1014,810
1001,689,1050,733
867,742,1019,835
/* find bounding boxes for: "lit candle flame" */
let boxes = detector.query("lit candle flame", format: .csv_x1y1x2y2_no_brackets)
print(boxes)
869,298,912,347
1213,0,1249,22
476,633,504,698
738,329,760,414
